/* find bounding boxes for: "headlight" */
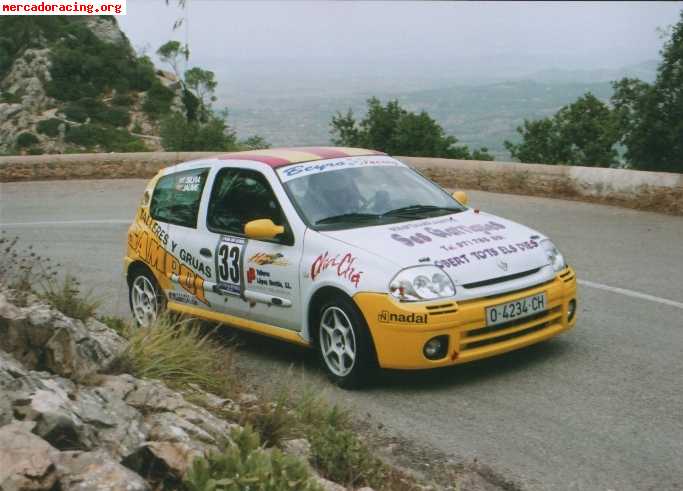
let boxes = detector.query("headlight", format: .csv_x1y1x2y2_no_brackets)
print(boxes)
389,266,455,302
541,239,566,272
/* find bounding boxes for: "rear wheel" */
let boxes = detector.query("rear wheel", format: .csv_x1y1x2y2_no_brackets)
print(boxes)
129,269,165,327
316,295,377,389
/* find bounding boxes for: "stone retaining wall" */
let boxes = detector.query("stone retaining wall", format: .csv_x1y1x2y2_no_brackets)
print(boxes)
1,152,682,214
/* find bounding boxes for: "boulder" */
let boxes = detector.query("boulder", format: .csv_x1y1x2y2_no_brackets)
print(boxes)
0,292,127,381
54,450,150,491
0,421,60,491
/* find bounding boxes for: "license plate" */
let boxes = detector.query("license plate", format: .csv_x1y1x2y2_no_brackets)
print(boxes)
485,293,547,327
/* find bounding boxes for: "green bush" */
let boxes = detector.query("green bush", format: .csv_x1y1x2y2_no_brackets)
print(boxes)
310,427,385,488
160,113,238,151
184,426,322,491
46,20,157,102
142,80,175,117
63,103,88,123
16,132,39,148
1,91,21,103
36,118,63,137
97,106,130,127
112,92,134,107
65,124,147,152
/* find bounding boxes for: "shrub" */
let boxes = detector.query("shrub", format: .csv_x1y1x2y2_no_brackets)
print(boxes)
112,92,134,107
142,80,175,117
65,124,147,152
96,106,130,127
184,426,322,491
160,113,238,151
16,132,39,148
36,118,63,137
241,390,295,448
63,102,88,123
112,316,236,396
41,274,101,321
309,427,386,489
1,91,21,103
27,147,44,155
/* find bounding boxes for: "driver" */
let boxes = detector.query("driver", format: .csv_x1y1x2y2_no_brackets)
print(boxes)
304,170,365,223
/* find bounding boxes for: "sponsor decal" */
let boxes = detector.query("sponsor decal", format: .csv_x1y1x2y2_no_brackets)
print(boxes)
249,252,289,267
391,221,507,247
175,174,202,192
310,252,362,288
278,156,402,182
178,248,212,278
168,291,199,306
434,240,540,269
378,310,428,324
248,268,292,290
128,218,207,305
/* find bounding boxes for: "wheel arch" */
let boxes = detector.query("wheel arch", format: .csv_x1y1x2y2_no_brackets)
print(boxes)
126,260,155,286
307,286,379,364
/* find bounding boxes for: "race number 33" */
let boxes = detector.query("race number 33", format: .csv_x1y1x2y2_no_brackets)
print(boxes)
216,236,245,295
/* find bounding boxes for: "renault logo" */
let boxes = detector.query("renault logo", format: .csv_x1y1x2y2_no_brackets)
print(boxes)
497,259,509,272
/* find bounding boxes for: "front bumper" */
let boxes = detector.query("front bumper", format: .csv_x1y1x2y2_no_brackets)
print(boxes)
354,267,577,370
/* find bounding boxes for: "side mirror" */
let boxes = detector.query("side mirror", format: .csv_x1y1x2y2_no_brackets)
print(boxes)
244,219,285,240
452,190,469,206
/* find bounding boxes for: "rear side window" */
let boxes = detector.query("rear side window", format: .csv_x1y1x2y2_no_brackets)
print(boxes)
150,168,209,228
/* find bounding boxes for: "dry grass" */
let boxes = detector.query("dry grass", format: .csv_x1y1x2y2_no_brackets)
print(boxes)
112,316,237,398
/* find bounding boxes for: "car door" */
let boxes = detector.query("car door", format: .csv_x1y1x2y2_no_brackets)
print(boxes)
204,165,303,330
149,166,223,310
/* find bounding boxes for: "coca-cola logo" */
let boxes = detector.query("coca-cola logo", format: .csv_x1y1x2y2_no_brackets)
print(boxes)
310,252,362,288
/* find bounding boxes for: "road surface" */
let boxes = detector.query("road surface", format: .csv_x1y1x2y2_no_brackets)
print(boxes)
2,179,682,490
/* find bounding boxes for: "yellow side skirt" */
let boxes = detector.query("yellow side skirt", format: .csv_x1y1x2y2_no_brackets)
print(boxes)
167,301,311,347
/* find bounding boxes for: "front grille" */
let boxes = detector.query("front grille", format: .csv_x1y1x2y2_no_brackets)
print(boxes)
462,268,541,289
464,322,550,350
426,302,458,317
460,306,562,351
559,268,575,283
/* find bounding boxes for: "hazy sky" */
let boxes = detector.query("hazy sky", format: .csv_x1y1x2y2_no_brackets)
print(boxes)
120,1,682,71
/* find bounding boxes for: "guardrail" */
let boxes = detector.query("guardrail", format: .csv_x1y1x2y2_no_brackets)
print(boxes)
1,152,681,214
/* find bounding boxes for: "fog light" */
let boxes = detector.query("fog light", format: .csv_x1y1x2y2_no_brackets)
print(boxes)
423,335,448,360
568,299,577,322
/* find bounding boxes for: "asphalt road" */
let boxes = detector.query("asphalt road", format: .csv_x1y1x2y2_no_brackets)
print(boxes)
1,179,682,490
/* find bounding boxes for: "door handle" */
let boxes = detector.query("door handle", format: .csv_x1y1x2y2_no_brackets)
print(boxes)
200,248,212,258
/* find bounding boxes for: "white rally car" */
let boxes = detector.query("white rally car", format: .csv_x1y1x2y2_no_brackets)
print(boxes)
125,147,577,388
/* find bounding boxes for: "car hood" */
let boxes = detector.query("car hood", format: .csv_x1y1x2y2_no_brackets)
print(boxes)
319,209,549,286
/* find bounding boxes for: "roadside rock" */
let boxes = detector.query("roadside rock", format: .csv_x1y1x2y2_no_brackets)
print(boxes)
55,450,150,491
0,421,60,491
0,292,127,381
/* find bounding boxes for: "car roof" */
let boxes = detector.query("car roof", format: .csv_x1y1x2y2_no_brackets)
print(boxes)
203,146,386,169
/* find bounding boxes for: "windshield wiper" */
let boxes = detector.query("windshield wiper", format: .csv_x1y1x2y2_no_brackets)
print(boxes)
316,212,381,225
382,204,463,217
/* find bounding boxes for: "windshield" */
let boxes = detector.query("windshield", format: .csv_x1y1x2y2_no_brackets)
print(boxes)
282,164,466,230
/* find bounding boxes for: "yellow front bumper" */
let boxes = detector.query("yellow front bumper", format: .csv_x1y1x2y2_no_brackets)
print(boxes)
354,267,577,370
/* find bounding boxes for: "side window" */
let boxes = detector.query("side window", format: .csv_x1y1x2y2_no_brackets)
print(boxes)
150,168,209,228
207,168,292,244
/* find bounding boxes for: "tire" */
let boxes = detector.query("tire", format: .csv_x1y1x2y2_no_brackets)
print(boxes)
128,268,166,327
315,295,377,389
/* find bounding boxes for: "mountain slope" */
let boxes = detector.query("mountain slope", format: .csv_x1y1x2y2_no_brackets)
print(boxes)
0,17,184,155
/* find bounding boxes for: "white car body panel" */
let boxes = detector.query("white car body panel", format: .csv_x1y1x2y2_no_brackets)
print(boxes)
156,154,557,344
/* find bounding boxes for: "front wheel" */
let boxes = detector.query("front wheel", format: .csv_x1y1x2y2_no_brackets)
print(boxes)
128,269,165,327
316,296,377,389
